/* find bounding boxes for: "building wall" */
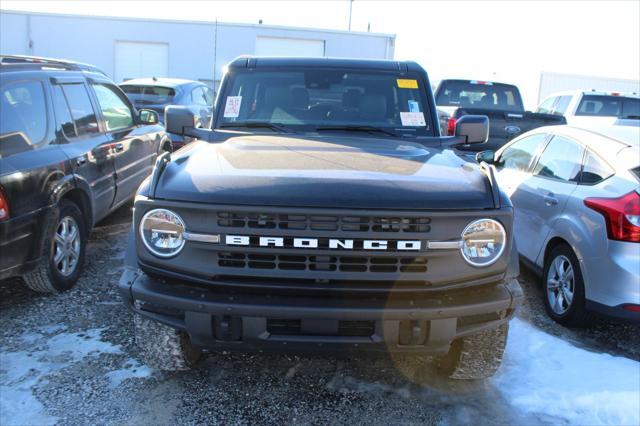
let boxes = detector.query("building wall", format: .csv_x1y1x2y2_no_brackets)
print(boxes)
0,11,395,89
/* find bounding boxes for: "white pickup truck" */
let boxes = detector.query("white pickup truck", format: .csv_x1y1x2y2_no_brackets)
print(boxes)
536,90,640,126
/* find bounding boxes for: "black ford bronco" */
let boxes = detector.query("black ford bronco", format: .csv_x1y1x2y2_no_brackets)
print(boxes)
119,57,523,380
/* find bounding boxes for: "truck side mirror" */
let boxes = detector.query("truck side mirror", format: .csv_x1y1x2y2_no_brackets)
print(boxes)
165,105,197,135
455,115,489,144
476,150,495,164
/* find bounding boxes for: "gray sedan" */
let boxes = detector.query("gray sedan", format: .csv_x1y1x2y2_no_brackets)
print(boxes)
484,125,639,326
120,78,214,149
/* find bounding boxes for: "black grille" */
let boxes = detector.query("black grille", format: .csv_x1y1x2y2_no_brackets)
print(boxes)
266,319,375,337
217,212,431,233
218,252,428,273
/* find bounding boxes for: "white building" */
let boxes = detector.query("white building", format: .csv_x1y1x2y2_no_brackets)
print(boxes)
538,71,640,103
0,10,395,90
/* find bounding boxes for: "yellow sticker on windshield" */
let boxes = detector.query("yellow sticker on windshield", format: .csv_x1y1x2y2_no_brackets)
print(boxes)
397,79,418,89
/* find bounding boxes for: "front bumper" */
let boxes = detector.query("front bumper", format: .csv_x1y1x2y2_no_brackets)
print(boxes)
119,267,523,354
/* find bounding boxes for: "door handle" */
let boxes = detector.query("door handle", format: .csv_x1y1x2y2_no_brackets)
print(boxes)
76,157,86,166
114,143,124,153
544,195,558,206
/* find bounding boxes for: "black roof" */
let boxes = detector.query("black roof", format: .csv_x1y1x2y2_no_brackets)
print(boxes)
227,56,425,73
0,55,107,76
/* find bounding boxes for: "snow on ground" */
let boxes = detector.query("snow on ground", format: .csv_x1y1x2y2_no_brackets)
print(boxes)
1,317,638,425
104,358,154,389
0,327,123,426
493,318,640,426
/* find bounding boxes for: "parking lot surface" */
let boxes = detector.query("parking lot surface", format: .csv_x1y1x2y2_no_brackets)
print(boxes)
1,203,638,426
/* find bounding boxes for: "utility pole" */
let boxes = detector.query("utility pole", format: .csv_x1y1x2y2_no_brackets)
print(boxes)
348,0,353,31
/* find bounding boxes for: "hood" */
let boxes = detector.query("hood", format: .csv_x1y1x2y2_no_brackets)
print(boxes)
154,134,495,210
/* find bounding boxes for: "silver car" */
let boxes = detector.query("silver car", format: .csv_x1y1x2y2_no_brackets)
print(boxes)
487,125,639,326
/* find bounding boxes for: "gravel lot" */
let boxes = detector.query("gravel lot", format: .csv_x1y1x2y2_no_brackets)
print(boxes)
1,202,638,425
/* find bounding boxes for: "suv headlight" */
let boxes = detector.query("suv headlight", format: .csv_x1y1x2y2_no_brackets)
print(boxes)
460,219,506,267
139,209,186,257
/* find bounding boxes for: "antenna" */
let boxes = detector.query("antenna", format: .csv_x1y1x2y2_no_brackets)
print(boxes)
213,18,218,96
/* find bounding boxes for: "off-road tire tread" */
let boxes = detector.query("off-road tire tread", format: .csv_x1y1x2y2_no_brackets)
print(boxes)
439,323,508,380
134,315,201,371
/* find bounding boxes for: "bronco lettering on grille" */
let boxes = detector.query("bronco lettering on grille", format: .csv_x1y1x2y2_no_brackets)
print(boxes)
225,235,422,251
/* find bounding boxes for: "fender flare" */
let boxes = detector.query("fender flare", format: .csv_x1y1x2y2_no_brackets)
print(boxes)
50,173,96,229
535,215,596,292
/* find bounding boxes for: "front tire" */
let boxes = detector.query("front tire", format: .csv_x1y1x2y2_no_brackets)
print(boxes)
437,323,508,380
23,199,87,293
543,245,592,327
134,315,202,371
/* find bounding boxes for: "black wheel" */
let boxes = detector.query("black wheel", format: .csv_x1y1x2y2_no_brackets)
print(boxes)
134,314,202,371
23,199,87,293
542,244,593,327
437,323,508,380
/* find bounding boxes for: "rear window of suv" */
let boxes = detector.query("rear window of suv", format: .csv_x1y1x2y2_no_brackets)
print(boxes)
576,95,640,118
435,80,524,112
0,80,47,156
121,85,176,105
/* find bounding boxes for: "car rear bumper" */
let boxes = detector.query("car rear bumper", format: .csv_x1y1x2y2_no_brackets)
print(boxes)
119,267,523,354
0,205,55,281
583,240,640,323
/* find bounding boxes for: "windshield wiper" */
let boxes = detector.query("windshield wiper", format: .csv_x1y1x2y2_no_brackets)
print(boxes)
220,121,290,133
315,125,398,138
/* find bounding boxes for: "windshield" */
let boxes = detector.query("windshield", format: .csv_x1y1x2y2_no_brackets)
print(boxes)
575,95,640,118
217,68,434,136
120,85,176,106
435,80,524,112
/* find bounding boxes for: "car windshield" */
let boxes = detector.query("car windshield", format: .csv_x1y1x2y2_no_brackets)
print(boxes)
217,68,433,136
435,80,524,112
120,85,176,106
575,95,640,118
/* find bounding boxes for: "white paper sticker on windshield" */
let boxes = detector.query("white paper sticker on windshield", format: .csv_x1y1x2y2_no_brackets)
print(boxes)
223,96,242,118
400,112,426,127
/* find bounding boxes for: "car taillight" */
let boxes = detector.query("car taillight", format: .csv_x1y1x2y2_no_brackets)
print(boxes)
584,191,640,243
0,186,9,222
446,117,457,136
622,304,640,312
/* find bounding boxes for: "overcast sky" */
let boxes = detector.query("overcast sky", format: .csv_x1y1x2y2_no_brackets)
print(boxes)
2,0,639,106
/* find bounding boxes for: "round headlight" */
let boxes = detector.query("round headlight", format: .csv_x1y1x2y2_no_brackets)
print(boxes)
139,209,186,258
460,219,506,267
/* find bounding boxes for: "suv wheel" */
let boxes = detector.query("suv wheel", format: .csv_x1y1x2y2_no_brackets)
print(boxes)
543,245,593,327
437,323,508,380
134,314,202,371
23,199,87,293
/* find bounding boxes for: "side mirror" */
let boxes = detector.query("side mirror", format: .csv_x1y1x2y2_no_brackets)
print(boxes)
138,109,159,125
165,105,197,135
476,150,495,164
455,115,489,144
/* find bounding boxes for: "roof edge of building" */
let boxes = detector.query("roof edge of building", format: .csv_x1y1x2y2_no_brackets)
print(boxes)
0,9,397,40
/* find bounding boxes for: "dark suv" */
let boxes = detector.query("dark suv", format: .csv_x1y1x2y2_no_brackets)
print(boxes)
0,55,172,293
120,57,522,380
